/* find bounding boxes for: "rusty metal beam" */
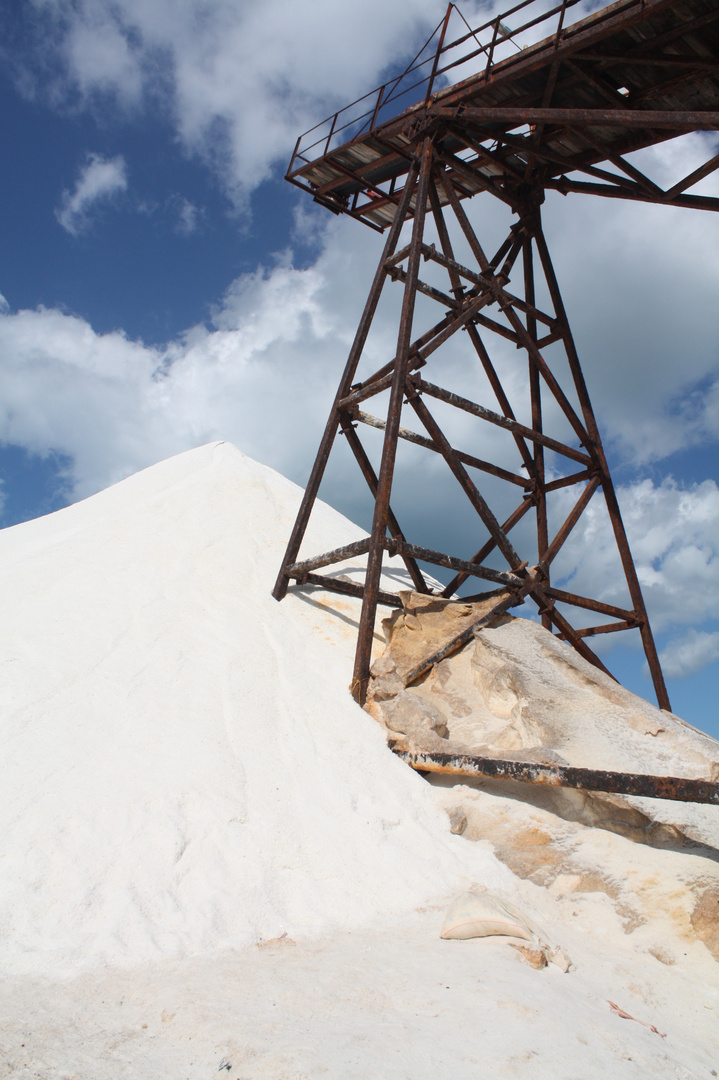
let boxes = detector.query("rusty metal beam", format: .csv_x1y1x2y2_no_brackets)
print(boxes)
354,409,531,488
465,324,537,475
291,571,401,609
550,177,719,212
384,538,525,588
473,311,522,346
663,153,719,201
499,297,593,451
544,585,635,622
402,588,528,686
406,388,524,569
418,240,487,290
394,749,719,805
523,230,550,626
441,498,535,598
454,118,646,198
571,53,719,73
272,156,420,602
288,538,371,578
412,377,592,466
351,310,459,395
352,138,435,705
339,371,395,410
340,418,430,593
543,469,594,492
531,586,618,680
533,217,670,712
540,476,601,570
346,290,507,410
426,177,537,489
431,106,719,130
386,263,457,308
560,619,637,638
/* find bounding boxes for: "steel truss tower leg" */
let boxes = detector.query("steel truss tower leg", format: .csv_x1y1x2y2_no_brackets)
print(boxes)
351,138,436,701
273,141,670,712
271,155,422,603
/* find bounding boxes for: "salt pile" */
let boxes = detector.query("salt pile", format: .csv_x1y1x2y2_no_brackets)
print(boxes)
367,589,719,843
0,441,511,976
2,441,719,1078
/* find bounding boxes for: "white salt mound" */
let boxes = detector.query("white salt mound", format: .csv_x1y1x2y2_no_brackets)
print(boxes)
3,443,719,1079
0,441,510,976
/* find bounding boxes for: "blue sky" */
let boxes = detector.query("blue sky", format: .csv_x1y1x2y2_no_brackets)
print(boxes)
1,0,718,737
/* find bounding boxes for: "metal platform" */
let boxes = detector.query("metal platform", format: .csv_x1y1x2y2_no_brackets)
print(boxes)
288,0,719,230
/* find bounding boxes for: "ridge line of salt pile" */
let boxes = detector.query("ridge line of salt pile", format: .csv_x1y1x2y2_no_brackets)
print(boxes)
0,441,513,977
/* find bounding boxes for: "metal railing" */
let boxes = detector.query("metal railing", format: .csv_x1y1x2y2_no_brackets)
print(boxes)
287,0,595,175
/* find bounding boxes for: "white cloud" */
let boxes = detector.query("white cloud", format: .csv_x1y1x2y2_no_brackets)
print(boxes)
19,0,715,466
4,0,719,682
56,152,128,235
62,6,145,107
15,0,661,178
19,0,610,204
0,201,545,519
1,208,718,664
25,0,446,202
659,629,719,680
0,214,370,501
552,476,719,637
22,0,708,710
172,195,202,236
540,133,719,465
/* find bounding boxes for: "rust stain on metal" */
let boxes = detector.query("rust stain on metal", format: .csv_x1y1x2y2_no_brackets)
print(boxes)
272,0,719,712
393,749,719,805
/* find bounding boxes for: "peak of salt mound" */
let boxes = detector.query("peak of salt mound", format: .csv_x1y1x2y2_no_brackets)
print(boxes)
0,442,510,977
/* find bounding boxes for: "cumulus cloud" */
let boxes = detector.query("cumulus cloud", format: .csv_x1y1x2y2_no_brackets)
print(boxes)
172,195,203,236
23,0,448,201
659,629,719,680
56,152,128,235
4,0,718,683
20,0,606,190
540,133,719,465
0,214,368,501
61,6,146,107
2,207,718,669
552,475,719,639
18,0,716,459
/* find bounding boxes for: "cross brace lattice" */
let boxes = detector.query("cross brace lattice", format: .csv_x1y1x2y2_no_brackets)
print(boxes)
273,131,671,711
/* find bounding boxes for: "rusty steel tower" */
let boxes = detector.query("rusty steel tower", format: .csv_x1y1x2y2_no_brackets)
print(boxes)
273,0,719,708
